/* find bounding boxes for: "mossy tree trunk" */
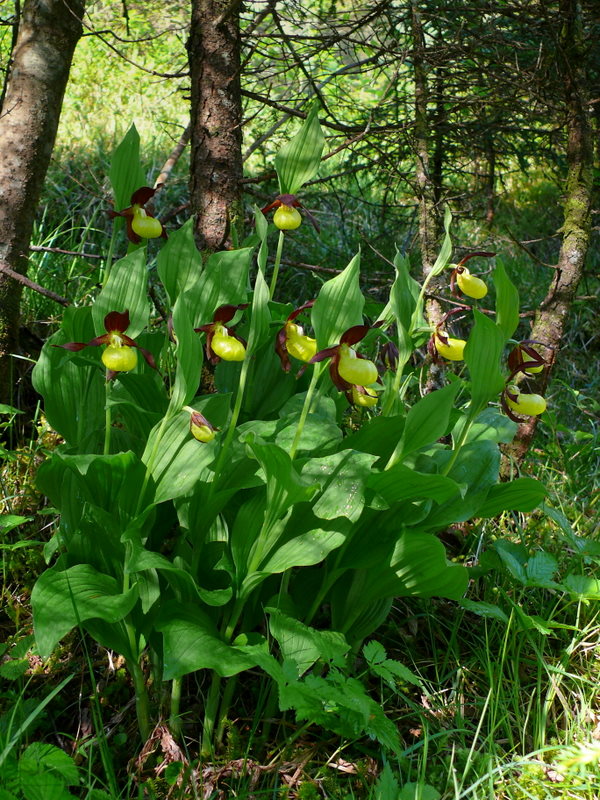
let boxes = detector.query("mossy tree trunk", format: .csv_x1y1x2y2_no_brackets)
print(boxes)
187,0,244,253
0,0,85,404
502,0,594,470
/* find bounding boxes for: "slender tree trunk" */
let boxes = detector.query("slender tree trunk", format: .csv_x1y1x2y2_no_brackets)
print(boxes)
502,0,593,469
0,0,85,403
188,0,244,253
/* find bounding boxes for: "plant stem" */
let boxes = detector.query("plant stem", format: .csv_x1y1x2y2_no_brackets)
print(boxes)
103,379,112,455
210,356,251,488
269,230,285,300
215,675,238,746
441,415,474,477
128,659,151,741
170,678,182,738
201,673,222,756
289,363,323,460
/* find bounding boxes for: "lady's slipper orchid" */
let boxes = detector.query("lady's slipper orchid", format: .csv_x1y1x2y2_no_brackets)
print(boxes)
310,324,379,392
109,186,167,244
54,310,156,380
261,194,319,232
275,301,317,372
379,341,399,371
185,407,218,443
432,330,466,362
450,252,495,300
502,385,547,420
507,341,548,376
195,304,248,365
348,385,378,408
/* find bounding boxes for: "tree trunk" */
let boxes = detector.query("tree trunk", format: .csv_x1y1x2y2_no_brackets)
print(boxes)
0,0,85,403
188,0,244,253
502,0,593,469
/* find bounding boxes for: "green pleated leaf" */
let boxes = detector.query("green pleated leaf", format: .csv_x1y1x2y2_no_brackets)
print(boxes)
464,309,506,418
32,564,139,659
157,602,258,680
267,608,349,676
493,259,520,340
397,381,460,460
369,463,461,506
476,477,547,517
247,266,271,354
275,103,325,195
389,250,421,356
168,292,203,413
301,450,377,523
157,218,202,306
92,248,149,338
109,123,146,214
311,251,364,348
32,308,105,449
193,247,253,328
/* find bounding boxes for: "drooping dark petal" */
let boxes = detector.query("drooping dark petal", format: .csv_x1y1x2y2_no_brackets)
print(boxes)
134,344,157,370
104,310,130,333
53,341,89,352
261,198,281,215
340,324,370,346
456,251,496,266
275,327,291,372
301,205,320,233
329,352,352,392
287,299,315,323
213,303,249,324
309,345,340,364
130,186,157,205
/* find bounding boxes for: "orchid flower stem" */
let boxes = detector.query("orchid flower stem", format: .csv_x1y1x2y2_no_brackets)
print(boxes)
289,363,324,460
201,673,222,756
269,230,285,300
215,675,238,745
103,380,112,456
128,657,150,741
170,678,182,738
211,357,251,487
442,415,474,477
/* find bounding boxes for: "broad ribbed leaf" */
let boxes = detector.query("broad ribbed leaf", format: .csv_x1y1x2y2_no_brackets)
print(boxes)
275,103,325,195
92,248,149,338
157,602,258,680
311,252,364,348
369,463,461,506
32,565,138,658
477,477,546,517
168,292,203,413
157,218,202,306
267,609,348,676
464,309,506,417
301,450,377,522
397,381,459,459
193,247,253,328
493,259,520,339
109,123,146,214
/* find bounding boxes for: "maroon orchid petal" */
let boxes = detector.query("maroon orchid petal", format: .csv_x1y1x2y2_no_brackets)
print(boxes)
287,300,315,323
340,325,370,346
194,324,212,335
309,345,340,364
204,329,219,365
54,342,89,352
275,328,291,372
301,206,320,234
130,186,157,205
104,311,130,333
278,193,300,207
456,251,496,266
135,344,157,370
125,215,141,244
261,198,281,215
501,392,522,423
213,303,249,324
329,354,352,392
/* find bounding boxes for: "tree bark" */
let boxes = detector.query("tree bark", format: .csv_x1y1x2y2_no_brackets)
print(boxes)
187,0,244,253
0,0,85,403
502,0,593,469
